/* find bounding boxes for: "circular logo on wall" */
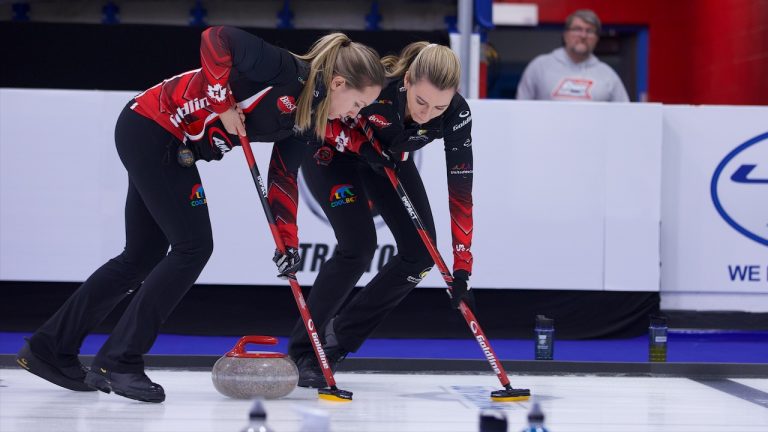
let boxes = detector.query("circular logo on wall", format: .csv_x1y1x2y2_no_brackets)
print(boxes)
710,131,768,247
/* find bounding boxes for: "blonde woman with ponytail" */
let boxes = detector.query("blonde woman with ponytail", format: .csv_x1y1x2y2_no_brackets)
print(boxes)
18,26,383,402
288,42,475,388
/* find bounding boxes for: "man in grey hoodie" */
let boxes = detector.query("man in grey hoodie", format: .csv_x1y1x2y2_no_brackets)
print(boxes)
516,9,629,102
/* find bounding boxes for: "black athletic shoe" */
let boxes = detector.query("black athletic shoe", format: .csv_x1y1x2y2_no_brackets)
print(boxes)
16,340,96,392
84,367,165,403
324,318,349,372
294,354,327,388
325,344,348,373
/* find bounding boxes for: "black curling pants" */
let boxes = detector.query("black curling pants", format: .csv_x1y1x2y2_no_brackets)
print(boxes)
29,104,214,373
288,151,435,358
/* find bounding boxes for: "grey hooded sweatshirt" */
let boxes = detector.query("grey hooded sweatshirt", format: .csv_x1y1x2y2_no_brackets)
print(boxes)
517,47,629,102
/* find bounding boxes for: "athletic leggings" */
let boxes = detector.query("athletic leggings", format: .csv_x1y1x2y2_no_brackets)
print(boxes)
29,104,214,373
288,150,435,358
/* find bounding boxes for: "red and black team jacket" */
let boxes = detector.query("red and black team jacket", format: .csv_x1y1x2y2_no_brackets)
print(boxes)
325,79,474,274
131,26,316,249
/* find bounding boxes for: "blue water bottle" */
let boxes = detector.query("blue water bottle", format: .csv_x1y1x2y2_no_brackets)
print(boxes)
521,402,549,432
535,315,554,360
649,315,668,362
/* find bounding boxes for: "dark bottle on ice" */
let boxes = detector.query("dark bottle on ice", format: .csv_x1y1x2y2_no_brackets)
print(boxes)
534,315,554,360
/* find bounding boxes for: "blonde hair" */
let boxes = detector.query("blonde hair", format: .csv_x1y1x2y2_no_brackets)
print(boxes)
294,33,385,140
382,42,460,91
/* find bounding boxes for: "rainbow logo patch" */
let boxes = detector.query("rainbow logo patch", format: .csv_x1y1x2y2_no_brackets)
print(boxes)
330,184,356,208
189,183,207,207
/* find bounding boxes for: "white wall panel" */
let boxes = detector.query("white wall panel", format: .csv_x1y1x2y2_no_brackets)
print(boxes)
660,106,768,303
1,89,663,293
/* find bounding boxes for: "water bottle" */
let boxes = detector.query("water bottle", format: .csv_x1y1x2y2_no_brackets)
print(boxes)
521,401,549,432
479,409,507,432
534,315,554,360
649,315,668,362
240,399,274,432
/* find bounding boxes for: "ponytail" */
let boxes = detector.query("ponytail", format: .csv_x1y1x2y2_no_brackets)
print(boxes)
384,41,460,91
382,41,430,79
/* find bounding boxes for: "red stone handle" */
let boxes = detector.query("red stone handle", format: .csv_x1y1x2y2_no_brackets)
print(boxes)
226,335,285,358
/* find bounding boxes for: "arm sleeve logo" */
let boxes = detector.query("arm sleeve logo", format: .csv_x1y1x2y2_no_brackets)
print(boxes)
206,83,228,102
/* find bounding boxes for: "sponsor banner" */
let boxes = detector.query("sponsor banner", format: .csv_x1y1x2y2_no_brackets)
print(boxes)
661,106,768,295
1,89,663,292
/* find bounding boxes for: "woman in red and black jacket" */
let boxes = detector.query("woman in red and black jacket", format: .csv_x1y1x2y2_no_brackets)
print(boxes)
289,42,474,388
17,26,384,402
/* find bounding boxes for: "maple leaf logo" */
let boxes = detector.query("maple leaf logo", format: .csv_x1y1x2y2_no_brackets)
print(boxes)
207,83,228,102
335,129,349,152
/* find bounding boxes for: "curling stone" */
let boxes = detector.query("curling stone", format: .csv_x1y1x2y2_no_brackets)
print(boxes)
212,336,298,400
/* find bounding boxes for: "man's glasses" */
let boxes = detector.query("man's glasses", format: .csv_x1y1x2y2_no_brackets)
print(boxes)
567,26,598,36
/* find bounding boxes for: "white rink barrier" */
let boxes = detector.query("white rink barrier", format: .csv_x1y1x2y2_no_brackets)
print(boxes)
660,105,768,311
2,89,765,310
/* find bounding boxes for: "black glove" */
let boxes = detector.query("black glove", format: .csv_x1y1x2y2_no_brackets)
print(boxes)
358,141,396,176
447,269,471,309
187,118,237,162
389,127,442,154
272,247,301,280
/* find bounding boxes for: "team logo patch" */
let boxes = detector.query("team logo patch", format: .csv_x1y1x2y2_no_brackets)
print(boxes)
277,95,297,114
189,183,207,207
207,127,232,155
206,83,228,102
450,163,473,175
330,184,357,208
170,98,210,128
407,266,433,283
408,130,430,143
313,146,334,166
452,115,472,132
552,78,594,100
368,114,391,128
419,267,432,278
177,145,195,167
334,129,350,152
